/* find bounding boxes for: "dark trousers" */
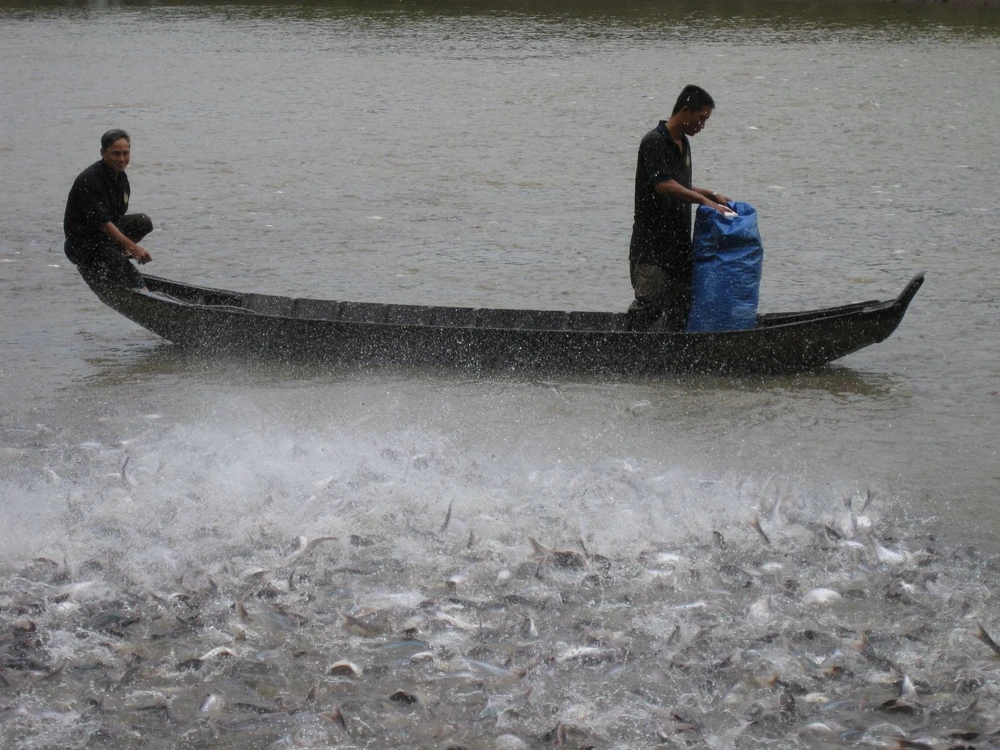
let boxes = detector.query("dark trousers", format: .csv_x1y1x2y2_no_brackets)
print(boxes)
70,213,153,289
628,263,692,331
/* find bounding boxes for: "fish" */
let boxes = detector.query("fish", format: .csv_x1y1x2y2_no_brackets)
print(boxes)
973,622,1000,657
746,595,773,621
711,530,726,549
802,588,843,604
840,494,858,537
10,462,1000,750
899,673,917,698
859,488,876,514
0,703,34,721
527,537,587,569
749,515,771,546
493,735,530,750
120,455,131,488
838,539,867,552
445,568,473,589
521,615,539,639
800,721,840,736
389,689,419,704
432,611,479,631
318,705,347,730
823,524,843,541
400,614,426,634
870,536,910,565
657,710,701,736
887,737,933,749
556,646,617,664
440,501,453,532
328,660,362,677
284,534,339,564
847,633,899,672
465,658,518,678
638,548,685,565
779,689,796,720
340,611,392,637
234,600,252,622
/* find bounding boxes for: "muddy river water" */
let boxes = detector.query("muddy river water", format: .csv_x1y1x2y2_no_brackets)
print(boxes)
1,1,999,747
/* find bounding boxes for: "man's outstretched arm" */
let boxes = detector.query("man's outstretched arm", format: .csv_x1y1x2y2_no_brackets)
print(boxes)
102,221,151,263
654,180,731,213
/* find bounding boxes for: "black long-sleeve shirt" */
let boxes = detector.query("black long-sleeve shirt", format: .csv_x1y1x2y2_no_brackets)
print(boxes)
63,160,131,264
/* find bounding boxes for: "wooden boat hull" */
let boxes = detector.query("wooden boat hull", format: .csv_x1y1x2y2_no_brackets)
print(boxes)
85,272,924,374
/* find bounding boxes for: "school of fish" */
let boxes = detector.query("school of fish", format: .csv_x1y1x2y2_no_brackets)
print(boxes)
3,442,1000,750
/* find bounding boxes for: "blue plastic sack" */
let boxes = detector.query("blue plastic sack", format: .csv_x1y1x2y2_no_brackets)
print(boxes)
687,200,763,332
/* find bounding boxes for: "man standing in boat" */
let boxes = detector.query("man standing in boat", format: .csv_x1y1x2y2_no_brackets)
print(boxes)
64,129,153,290
629,85,731,330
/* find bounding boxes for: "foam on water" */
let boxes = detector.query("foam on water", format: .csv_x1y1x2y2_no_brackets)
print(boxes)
8,414,744,579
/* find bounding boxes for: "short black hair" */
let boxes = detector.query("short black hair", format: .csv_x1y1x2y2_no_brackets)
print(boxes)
101,129,130,150
671,85,715,116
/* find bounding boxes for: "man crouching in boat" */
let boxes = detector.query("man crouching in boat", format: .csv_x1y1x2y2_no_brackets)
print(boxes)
628,85,731,331
64,129,153,291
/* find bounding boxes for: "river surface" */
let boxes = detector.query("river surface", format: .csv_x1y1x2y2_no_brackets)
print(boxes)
1,1,999,748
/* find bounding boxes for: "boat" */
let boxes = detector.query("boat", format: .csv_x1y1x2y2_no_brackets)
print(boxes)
84,271,924,374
